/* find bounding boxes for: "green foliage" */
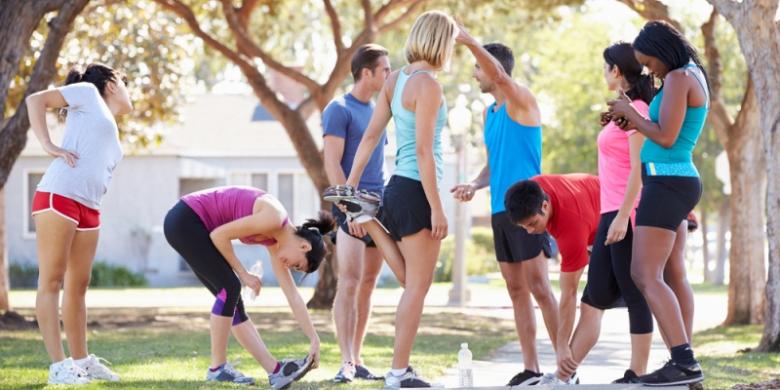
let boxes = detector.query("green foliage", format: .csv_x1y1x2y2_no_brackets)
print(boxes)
9,262,147,288
436,227,498,282
89,262,148,288
7,0,192,151
8,263,38,289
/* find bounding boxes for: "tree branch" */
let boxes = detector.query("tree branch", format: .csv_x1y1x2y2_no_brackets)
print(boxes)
361,0,375,39
0,0,90,187
706,0,740,21
702,9,722,98
219,0,321,93
617,0,684,32
733,76,758,133
700,6,732,144
378,1,424,34
323,0,345,53
151,0,255,72
237,0,261,26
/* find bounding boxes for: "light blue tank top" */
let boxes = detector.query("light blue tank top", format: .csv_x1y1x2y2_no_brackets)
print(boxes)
642,63,708,177
485,103,542,214
390,67,447,182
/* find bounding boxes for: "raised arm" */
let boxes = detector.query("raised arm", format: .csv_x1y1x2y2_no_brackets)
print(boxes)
456,24,540,125
25,89,78,167
345,74,395,187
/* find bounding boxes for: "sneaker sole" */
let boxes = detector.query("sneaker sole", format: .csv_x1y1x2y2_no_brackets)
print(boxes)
276,359,314,390
642,374,704,386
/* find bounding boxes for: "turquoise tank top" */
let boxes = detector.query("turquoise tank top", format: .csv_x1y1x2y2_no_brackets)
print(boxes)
390,67,447,182
642,63,708,177
485,103,542,214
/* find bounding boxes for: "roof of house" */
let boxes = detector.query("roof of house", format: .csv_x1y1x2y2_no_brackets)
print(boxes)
22,92,323,158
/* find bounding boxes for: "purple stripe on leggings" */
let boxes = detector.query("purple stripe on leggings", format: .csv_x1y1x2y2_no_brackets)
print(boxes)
212,288,227,316
232,310,243,325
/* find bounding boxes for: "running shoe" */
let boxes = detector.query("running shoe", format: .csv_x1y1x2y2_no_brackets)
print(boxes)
74,354,119,381
612,368,640,384
355,364,384,380
384,366,430,389
639,360,704,386
269,357,313,390
206,362,255,385
506,369,543,386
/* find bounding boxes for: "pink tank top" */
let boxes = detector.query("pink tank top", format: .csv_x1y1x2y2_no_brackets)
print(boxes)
181,186,288,246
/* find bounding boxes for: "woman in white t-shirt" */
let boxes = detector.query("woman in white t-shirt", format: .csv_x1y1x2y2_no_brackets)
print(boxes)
25,63,132,385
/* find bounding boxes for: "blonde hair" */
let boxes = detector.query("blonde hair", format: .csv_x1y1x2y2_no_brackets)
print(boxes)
404,11,457,69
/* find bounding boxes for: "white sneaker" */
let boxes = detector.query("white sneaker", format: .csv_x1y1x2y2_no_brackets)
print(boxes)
74,354,120,381
538,372,567,385
48,358,91,385
539,371,579,385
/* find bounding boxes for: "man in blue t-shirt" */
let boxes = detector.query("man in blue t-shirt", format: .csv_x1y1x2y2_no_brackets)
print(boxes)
322,43,389,384
451,27,560,386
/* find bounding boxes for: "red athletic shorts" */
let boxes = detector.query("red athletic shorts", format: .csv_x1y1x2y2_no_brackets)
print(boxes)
31,191,100,230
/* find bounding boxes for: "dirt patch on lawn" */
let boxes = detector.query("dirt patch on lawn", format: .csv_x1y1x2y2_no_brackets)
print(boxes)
732,379,780,390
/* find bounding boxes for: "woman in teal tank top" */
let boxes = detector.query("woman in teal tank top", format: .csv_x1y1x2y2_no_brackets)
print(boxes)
339,10,457,389
607,21,708,387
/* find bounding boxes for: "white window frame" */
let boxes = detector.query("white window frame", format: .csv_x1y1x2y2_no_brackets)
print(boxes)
275,170,298,222
22,169,47,240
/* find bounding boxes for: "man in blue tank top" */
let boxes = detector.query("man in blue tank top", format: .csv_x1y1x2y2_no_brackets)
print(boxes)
452,26,559,387
322,44,389,384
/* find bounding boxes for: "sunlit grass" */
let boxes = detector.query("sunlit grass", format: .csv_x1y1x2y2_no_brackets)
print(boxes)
0,308,516,389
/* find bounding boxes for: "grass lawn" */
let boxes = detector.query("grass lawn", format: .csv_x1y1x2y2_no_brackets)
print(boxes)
0,307,516,389
696,325,780,389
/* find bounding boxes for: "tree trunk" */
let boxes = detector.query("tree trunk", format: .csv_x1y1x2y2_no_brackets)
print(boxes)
707,0,780,352
700,208,712,283
0,188,8,312
0,0,90,314
0,0,70,117
724,130,766,325
715,198,729,286
308,243,338,310
0,0,90,187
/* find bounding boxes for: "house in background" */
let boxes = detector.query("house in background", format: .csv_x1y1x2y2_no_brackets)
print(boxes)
5,82,463,287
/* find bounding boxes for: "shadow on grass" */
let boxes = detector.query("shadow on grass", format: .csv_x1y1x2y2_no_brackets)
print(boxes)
1,309,516,389
695,325,780,389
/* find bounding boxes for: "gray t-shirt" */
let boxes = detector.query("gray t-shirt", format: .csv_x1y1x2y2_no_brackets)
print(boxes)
37,82,123,209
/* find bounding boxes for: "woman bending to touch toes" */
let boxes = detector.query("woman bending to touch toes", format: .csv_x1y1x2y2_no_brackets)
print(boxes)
164,186,334,389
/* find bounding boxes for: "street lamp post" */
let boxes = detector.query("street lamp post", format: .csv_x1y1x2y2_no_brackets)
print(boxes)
448,94,472,307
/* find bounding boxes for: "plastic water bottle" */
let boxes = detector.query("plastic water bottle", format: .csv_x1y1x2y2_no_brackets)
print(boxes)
241,261,264,303
458,342,473,388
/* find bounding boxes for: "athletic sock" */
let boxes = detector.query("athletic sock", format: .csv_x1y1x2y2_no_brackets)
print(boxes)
390,367,407,376
209,363,225,372
272,362,281,374
670,343,696,366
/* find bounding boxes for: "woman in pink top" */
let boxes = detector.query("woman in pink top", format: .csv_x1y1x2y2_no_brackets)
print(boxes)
164,186,334,389
545,43,655,385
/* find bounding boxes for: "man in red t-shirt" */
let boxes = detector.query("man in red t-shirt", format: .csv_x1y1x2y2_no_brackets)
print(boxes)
505,173,600,381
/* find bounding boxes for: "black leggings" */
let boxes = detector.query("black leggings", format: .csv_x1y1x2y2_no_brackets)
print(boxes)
581,211,653,334
163,200,248,325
